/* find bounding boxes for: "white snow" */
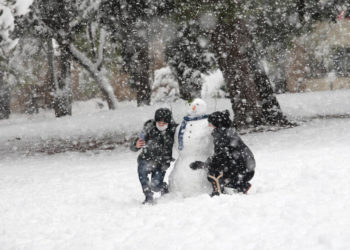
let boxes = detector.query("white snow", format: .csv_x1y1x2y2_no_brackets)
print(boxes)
1,86,350,249
0,4,15,41
278,89,350,119
13,0,33,16
151,66,179,102
201,70,225,97
0,0,33,50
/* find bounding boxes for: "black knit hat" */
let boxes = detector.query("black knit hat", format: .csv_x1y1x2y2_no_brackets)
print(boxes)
155,108,172,123
208,110,232,128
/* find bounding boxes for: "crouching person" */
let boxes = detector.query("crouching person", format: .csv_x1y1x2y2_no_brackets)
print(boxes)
130,108,177,204
190,110,255,196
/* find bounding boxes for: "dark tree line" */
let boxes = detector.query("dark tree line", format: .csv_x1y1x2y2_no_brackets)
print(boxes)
0,0,348,130
100,0,175,106
164,0,348,128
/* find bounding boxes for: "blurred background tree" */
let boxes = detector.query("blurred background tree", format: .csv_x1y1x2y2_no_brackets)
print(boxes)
0,0,348,130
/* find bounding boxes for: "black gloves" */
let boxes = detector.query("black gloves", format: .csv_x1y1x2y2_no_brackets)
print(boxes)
190,161,205,170
161,165,170,171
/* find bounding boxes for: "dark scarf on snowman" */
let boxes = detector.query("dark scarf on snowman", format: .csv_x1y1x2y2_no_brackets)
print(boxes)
178,114,209,150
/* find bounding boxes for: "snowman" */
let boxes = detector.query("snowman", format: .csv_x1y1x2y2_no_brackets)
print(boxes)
169,98,213,196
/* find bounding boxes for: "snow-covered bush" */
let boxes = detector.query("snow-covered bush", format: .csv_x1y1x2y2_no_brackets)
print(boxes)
0,0,33,46
152,68,227,102
201,70,226,98
0,4,14,46
151,66,179,102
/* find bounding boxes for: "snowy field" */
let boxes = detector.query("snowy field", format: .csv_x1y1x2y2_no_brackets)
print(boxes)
1,89,350,250
1,118,350,250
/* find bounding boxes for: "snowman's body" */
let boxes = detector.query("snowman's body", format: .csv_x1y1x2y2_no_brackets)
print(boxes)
169,99,213,196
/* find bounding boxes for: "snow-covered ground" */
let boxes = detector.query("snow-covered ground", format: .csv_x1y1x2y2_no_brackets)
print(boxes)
1,117,349,250
1,89,350,155
1,89,350,249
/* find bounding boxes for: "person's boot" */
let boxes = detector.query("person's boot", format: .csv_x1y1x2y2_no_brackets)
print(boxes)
142,194,154,205
142,191,154,205
210,191,220,197
238,182,252,194
160,182,169,196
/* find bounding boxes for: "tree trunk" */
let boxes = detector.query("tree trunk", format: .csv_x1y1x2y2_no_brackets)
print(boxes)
247,46,290,126
0,71,10,120
212,19,290,129
53,45,72,117
135,41,151,106
297,0,306,22
43,0,73,118
94,69,117,110
47,38,58,109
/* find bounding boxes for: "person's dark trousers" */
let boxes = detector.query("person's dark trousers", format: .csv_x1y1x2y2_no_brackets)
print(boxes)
137,159,167,196
226,171,255,192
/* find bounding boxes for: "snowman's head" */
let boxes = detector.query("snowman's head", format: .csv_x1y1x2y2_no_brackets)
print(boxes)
187,98,207,116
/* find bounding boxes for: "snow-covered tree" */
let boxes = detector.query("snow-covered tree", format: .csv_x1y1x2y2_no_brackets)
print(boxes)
210,13,289,128
151,66,179,102
8,37,49,113
100,0,175,106
244,0,349,92
164,0,349,129
15,0,118,117
68,24,118,110
164,20,215,100
0,0,33,119
163,1,289,128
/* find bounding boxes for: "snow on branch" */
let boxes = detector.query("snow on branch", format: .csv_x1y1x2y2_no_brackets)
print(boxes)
69,43,97,74
13,0,33,16
69,41,118,109
0,0,33,47
69,0,101,30
96,28,106,70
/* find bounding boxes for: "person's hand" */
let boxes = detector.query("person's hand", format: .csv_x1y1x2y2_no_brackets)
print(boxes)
136,138,146,148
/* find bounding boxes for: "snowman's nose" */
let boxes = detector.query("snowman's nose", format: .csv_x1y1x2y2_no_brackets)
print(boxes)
192,105,196,111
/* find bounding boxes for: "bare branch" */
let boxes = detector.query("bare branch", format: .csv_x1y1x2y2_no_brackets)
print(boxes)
69,43,97,74
96,28,106,70
87,24,96,58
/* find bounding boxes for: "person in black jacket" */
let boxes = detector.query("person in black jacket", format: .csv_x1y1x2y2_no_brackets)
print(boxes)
130,108,177,204
190,110,255,196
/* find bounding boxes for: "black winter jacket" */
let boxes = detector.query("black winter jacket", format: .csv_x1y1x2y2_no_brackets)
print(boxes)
205,127,255,178
130,119,177,168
